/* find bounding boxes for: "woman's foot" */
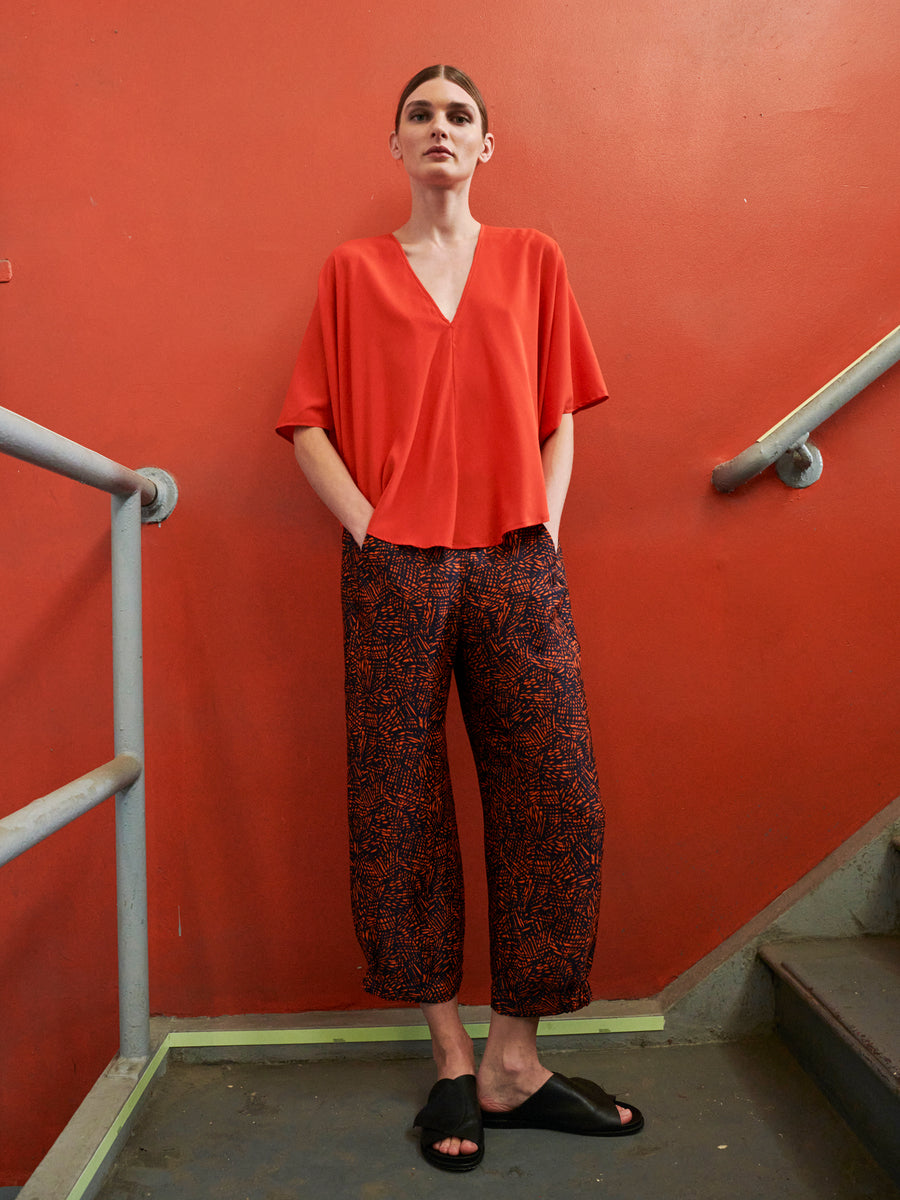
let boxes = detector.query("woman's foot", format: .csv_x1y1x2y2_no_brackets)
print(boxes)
420,1000,480,1160
482,1075,638,1128
480,1072,644,1136
478,1064,635,1126
477,1059,553,1113
414,1075,484,1169
476,1011,635,1128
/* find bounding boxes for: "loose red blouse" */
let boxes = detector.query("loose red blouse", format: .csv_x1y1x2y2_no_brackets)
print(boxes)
276,225,607,548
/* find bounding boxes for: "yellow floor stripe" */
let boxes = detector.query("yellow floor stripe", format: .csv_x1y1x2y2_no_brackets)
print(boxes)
166,1015,664,1047
65,1012,664,1198
68,1040,170,1200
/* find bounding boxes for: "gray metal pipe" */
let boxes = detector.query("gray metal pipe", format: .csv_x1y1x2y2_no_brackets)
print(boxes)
111,489,151,1061
0,405,158,505
0,407,173,1065
0,754,141,867
713,324,900,492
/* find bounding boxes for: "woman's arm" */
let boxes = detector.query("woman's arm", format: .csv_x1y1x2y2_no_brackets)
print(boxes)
292,426,374,547
541,413,574,549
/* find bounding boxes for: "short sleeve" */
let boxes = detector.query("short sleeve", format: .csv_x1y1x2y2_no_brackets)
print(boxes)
537,244,608,443
275,255,338,441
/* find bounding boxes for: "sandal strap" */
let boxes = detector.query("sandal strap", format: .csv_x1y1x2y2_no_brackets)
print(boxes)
513,1072,622,1133
414,1074,483,1146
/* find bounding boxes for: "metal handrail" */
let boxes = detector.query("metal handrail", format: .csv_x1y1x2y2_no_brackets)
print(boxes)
0,405,178,517
0,404,177,1061
0,755,141,865
712,324,900,492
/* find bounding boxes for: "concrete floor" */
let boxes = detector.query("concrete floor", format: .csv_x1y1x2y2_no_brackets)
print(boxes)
95,1038,899,1200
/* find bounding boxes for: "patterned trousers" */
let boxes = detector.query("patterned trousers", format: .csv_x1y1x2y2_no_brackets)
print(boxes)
341,524,604,1017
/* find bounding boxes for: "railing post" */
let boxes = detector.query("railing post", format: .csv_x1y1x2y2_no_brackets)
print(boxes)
111,488,150,1060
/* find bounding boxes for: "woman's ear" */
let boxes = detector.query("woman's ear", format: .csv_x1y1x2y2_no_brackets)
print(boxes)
389,130,402,160
478,132,495,164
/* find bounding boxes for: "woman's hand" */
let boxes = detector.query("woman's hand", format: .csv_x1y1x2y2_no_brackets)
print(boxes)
350,520,371,549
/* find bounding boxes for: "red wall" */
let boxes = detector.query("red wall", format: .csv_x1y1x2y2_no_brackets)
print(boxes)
2,0,899,1181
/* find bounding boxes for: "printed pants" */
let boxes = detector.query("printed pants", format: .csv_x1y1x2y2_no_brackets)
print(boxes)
341,524,604,1017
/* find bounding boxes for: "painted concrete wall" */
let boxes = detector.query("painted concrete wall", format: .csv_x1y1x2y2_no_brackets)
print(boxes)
2,0,899,1181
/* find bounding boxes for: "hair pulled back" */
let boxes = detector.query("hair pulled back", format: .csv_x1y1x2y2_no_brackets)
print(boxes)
394,65,489,136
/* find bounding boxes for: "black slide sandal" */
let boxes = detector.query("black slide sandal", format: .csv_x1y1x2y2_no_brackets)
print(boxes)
414,1074,485,1172
481,1072,644,1136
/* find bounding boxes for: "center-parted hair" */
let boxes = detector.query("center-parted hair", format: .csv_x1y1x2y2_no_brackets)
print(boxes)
394,65,489,136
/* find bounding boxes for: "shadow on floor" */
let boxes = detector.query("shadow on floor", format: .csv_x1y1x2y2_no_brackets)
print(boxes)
95,1037,899,1200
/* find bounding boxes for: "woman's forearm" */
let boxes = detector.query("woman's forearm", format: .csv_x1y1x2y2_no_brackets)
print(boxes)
541,413,574,548
292,426,374,547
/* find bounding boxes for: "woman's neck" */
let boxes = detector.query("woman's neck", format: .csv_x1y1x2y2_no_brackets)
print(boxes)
394,180,481,245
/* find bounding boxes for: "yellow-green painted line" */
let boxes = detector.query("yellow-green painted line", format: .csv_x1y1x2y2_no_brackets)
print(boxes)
63,1012,664,1198
165,1015,663,1048
537,1016,665,1035
168,1026,434,1046
66,1039,170,1200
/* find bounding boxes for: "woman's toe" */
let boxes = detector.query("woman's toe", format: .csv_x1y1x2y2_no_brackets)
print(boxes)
432,1135,478,1157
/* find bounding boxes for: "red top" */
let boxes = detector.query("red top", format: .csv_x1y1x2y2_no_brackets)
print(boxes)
276,225,607,548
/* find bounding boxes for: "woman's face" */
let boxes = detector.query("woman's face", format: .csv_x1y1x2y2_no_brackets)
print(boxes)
389,77,494,184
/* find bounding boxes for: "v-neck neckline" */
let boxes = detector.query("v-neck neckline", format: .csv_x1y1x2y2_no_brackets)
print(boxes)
389,225,486,326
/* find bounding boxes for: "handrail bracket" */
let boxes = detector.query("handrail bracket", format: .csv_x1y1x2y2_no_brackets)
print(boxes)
775,435,824,489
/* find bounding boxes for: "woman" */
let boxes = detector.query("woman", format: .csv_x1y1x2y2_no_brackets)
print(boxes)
276,64,643,1172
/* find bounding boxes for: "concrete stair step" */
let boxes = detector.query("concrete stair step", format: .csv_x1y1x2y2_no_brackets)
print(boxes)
759,935,900,1186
